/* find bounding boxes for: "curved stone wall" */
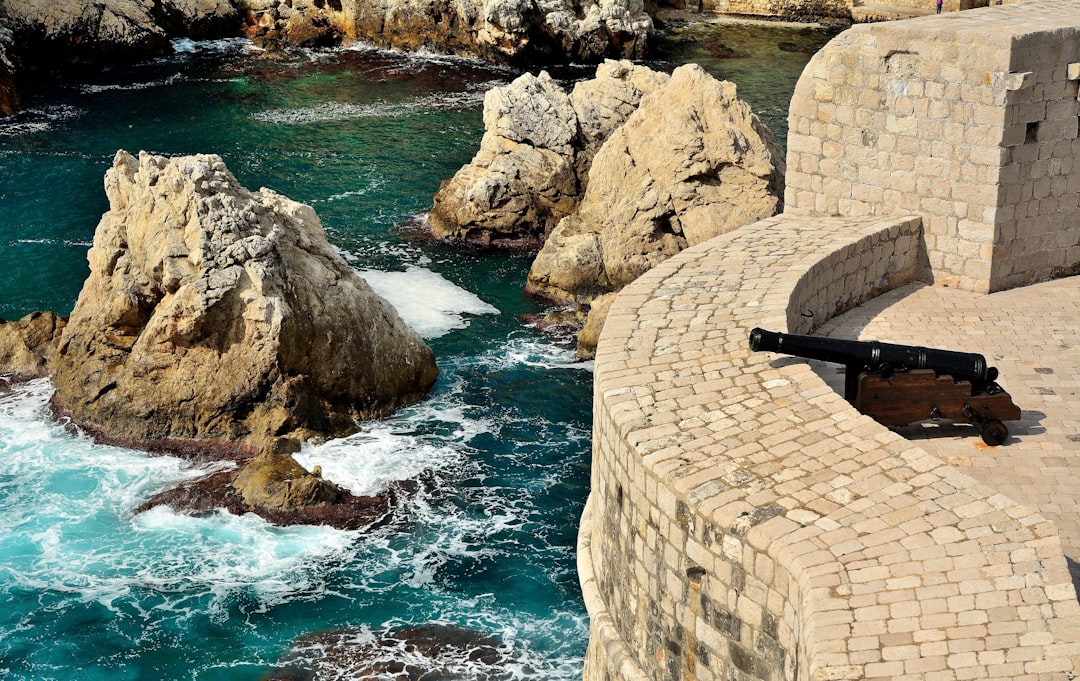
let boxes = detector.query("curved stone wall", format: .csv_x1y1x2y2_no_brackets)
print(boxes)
579,213,1080,680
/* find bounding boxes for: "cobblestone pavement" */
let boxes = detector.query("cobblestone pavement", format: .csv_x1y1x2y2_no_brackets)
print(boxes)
812,277,1080,590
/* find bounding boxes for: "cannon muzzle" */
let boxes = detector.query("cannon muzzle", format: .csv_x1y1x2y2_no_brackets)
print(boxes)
749,327,998,387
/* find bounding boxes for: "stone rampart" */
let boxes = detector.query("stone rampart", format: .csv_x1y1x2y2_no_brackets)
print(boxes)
785,2,1080,293
580,5,1080,680
580,213,1080,681
688,0,851,21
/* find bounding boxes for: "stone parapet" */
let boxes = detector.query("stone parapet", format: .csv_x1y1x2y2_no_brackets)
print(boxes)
580,212,1080,680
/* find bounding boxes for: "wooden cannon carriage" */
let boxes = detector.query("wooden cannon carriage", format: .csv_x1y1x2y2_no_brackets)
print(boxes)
749,328,1021,446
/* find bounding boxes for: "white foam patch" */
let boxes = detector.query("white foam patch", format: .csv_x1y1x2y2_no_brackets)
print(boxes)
293,403,489,497
15,238,93,248
80,74,184,93
171,37,255,54
129,507,356,601
479,334,594,372
249,91,485,125
0,105,83,136
358,266,498,338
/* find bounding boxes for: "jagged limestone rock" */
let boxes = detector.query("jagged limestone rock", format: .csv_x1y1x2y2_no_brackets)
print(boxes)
526,64,786,357
428,60,668,247
233,442,342,510
0,311,66,377
568,59,670,182
51,150,438,450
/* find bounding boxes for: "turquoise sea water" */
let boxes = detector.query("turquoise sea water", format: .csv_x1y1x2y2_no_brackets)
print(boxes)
0,24,831,681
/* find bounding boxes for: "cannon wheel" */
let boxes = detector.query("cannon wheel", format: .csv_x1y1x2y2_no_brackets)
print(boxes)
980,419,1008,446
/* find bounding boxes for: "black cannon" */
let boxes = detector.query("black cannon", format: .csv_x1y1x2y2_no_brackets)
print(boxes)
749,328,1021,446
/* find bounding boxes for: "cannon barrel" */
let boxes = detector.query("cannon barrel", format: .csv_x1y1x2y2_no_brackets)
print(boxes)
748,327,998,386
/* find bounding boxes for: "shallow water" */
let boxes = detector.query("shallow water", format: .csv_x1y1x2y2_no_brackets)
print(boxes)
0,25,830,680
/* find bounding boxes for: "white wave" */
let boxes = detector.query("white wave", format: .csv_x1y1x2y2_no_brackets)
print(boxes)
293,401,490,497
0,378,356,619
80,73,184,93
0,104,83,136
336,234,433,269
171,37,255,54
359,266,498,338
323,177,387,202
250,90,485,125
2,507,357,621
15,237,93,247
475,333,593,372
129,506,356,598
331,244,359,262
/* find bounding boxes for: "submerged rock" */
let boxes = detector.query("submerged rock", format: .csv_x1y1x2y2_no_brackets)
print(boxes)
50,150,439,451
134,449,409,530
264,623,512,681
428,60,668,247
526,64,785,357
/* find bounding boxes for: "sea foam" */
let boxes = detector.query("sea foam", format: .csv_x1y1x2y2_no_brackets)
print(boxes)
359,266,498,338
170,37,254,54
249,90,486,125
0,379,357,622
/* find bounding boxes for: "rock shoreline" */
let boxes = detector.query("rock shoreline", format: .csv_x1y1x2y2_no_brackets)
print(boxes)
0,0,655,116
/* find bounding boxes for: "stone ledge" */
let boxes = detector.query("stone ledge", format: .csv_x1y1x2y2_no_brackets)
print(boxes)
580,212,1080,680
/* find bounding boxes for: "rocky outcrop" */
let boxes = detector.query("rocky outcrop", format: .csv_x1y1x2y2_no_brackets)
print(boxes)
428,60,668,247
0,311,66,378
0,0,242,115
526,64,785,357
0,20,16,116
0,0,652,117
50,150,439,451
134,440,410,530
0,0,241,61
240,0,652,63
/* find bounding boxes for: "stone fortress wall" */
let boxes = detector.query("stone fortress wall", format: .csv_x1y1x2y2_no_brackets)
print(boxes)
786,4,1080,292
658,0,1020,24
579,3,1080,681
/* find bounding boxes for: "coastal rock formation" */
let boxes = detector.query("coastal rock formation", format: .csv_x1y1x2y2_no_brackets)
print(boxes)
51,150,439,451
0,20,16,116
0,0,652,117
134,442,408,530
428,60,668,247
0,0,240,60
526,64,785,357
0,311,66,378
241,0,652,63
0,0,241,115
